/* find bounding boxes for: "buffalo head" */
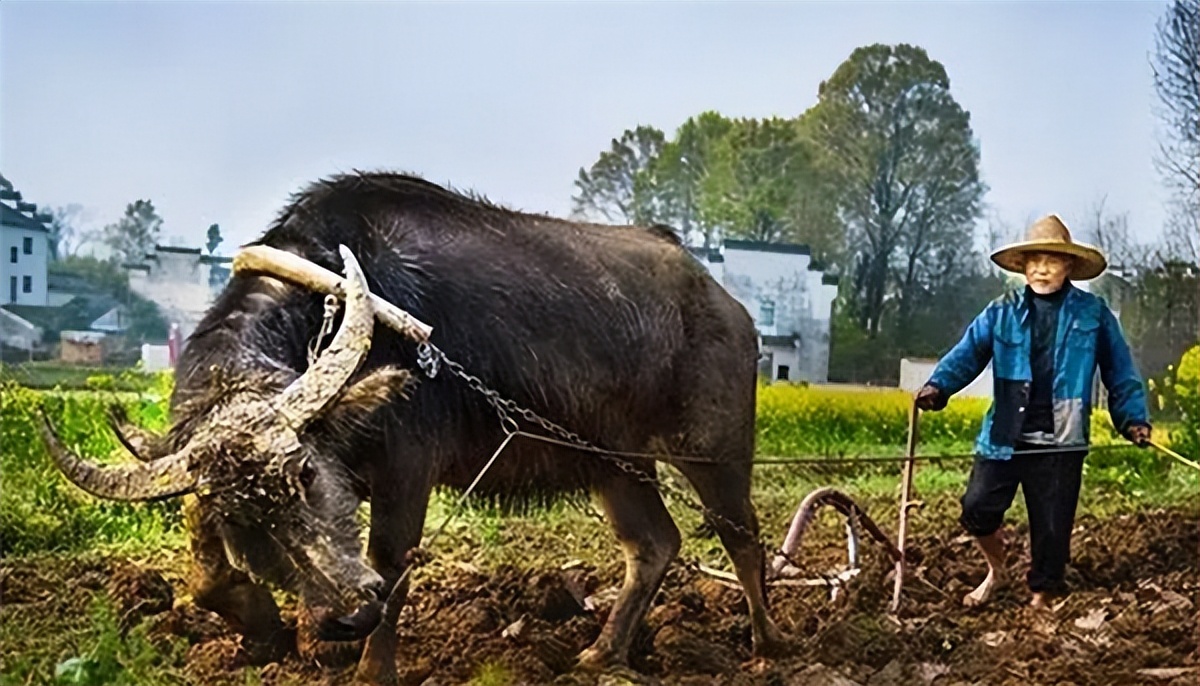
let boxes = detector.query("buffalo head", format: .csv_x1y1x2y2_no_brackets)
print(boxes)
40,246,407,639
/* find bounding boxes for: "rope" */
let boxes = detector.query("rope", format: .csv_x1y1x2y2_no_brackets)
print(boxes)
507,430,1143,467
372,428,520,624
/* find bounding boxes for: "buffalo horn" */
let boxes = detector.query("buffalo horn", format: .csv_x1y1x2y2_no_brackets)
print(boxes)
275,245,375,431
38,412,196,501
106,405,166,462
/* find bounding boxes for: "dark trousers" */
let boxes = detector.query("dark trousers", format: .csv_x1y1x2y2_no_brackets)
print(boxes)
959,444,1087,593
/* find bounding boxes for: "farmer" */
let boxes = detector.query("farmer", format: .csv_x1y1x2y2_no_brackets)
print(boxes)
914,214,1151,610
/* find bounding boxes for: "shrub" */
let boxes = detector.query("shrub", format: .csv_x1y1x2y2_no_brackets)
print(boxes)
1171,345,1199,460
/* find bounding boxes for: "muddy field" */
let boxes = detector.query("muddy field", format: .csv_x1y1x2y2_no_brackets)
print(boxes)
2,508,1197,686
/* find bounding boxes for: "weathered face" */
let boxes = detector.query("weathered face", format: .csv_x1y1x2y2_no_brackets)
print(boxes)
1023,251,1072,294
39,246,405,640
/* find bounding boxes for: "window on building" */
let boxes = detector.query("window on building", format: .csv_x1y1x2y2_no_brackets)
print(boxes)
22,276,32,293
777,365,790,381
759,299,776,327
8,276,16,302
23,237,33,254
9,247,16,263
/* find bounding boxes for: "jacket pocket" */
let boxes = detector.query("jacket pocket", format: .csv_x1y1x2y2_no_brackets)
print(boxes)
989,378,1030,448
1067,316,1100,350
993,326,1024,377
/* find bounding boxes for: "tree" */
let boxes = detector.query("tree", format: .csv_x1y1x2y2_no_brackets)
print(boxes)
103,200,163,264
807,44,987,338
643,112,734,248
1152,0,1200,200
697,117,843,257
1152,0,1200,263
1079,195,1158,273
571,126,665,224
206,223,223,255
46,204,86,260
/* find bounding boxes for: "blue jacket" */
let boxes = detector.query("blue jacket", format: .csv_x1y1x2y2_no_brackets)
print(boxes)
927,284,1149,459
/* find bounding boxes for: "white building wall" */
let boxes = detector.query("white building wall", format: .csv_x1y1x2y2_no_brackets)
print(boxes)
126,248,230,345
0,225,49,306
717,245,836,384
899,358,993,398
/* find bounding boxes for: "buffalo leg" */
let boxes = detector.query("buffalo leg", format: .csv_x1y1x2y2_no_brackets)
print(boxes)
355,447,436,684
184,496,288,664
677,461,790,657
578,473,681,669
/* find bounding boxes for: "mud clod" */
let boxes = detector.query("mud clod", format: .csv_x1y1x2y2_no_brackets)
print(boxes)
107,563,174,630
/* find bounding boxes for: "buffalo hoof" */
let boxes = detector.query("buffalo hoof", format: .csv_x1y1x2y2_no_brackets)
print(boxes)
297,607,364,669
242,628,293,666
751,626,797,659
575,645,626,671
354,644,398,686
573,655,657,685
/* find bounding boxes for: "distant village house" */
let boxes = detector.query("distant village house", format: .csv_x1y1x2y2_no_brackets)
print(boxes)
691,239,839,384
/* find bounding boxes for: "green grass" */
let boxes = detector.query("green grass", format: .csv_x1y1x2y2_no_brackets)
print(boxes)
469,661,517,686
0,381,183,558
2,379,1194,564
0,362,163,393
0,589,188,686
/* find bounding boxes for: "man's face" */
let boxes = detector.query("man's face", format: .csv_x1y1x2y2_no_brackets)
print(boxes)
1023,252,1072,294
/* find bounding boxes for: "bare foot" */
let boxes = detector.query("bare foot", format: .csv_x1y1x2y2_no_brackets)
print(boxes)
962,569,1005,608
1029,592,1053,611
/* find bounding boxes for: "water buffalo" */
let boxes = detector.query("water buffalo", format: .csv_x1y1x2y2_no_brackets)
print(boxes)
41,172,788,677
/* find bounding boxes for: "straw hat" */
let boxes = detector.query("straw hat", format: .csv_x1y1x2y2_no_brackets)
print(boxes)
990,214,1107,281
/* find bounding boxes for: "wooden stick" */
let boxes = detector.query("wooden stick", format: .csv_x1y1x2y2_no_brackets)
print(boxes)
232,245,433,342
890,400,920,613
1149,440,1200,472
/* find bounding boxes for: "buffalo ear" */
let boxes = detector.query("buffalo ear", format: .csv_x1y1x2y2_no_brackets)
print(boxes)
319,366,415,431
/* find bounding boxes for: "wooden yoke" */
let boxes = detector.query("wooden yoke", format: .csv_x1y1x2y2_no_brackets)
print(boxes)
233,245,433,343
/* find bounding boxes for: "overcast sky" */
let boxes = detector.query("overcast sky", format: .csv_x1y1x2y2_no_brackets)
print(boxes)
0,1,1172,255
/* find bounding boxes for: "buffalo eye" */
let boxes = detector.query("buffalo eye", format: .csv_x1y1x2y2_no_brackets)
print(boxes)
299,461,317,491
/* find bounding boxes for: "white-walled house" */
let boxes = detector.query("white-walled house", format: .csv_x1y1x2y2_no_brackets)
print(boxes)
125,245,232,346
0,197,51,307
691,239,839,384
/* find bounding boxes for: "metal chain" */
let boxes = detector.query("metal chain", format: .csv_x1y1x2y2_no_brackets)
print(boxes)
306,294,341,367
419,342,801,570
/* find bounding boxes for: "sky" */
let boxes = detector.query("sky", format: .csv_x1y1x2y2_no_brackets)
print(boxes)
0,1,1174,256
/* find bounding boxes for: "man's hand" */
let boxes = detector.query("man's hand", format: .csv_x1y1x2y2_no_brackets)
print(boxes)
1125,423,1152,447
914,384,947,412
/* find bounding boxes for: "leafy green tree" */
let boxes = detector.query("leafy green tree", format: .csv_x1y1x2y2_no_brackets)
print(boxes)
696,117,844,259
644,112,734,248
103,200,163,264
571,126,665,224
807,44,987,338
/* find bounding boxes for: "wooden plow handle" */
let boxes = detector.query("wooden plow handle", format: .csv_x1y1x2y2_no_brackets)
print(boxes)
890,399,921,613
